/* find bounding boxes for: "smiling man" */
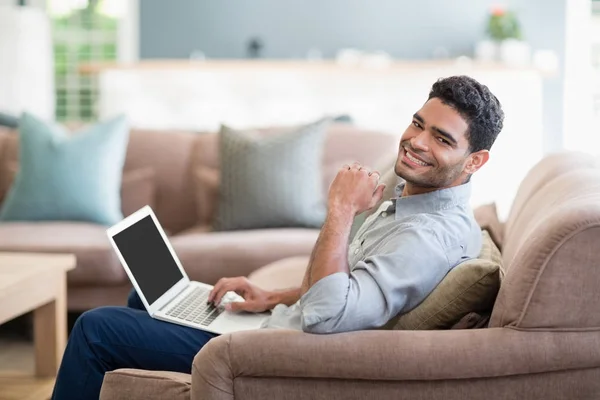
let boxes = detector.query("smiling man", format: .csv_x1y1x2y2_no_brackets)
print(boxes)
52,75,504,399
258,75,504,333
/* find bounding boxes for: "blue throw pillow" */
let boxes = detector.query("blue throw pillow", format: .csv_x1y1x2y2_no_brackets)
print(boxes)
0,112,19,128
0,113,129,225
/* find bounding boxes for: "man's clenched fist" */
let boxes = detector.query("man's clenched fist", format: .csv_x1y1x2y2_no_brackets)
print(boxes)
328,162,386,216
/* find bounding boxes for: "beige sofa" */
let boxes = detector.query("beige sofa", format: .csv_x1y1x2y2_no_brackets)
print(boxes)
0,123,398,311
100,151,600,400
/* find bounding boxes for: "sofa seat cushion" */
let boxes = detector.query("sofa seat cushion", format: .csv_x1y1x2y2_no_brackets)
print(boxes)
170,227,319,285
0,222,126,285
100,369,190,400
248,256,309,290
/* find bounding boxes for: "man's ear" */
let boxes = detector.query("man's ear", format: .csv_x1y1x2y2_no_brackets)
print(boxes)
465,150,489,174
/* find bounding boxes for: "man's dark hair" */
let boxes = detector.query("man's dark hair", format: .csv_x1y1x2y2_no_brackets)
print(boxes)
428,76,504,153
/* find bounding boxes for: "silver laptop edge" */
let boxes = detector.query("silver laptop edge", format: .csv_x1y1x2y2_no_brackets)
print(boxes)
106,205,269,335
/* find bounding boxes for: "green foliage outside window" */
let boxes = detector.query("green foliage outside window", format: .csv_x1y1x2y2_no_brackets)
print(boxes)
52,0,118,122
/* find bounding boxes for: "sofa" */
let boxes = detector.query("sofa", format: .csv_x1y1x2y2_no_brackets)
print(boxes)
99,151,600,400
0,123,398,311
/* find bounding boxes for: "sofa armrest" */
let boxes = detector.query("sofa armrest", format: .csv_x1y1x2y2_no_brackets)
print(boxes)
191,328,600,399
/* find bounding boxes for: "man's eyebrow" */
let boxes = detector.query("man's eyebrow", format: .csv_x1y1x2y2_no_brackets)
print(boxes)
413,113,458,146
413,113,424,124
431,127,458,145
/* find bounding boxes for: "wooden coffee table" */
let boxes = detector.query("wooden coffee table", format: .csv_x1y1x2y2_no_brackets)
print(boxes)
0,252,75,378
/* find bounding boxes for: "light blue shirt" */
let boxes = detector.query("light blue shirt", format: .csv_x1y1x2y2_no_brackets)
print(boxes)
263,182,482,333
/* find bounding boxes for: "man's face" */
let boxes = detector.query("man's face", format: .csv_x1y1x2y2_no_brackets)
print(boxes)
395,98,473,193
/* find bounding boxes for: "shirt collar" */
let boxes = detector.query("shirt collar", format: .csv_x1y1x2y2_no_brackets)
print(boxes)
388,182,472,218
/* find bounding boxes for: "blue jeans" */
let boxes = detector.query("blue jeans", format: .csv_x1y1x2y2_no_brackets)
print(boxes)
51,289,219,400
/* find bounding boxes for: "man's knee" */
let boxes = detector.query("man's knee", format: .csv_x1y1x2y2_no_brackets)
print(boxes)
74,307,120,342
126,288,144,310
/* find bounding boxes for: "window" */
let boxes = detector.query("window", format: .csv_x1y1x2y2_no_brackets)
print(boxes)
48,0,134,122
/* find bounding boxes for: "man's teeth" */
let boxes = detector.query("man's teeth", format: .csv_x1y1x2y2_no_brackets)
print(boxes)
406,150,428,166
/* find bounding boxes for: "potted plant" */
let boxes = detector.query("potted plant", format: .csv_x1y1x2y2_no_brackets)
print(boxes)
475,6,530,66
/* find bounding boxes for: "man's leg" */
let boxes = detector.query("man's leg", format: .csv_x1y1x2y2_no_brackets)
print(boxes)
126,287,146,311
52,294,218,400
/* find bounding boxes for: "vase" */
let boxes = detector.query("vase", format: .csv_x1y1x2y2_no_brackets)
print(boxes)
499,39,531,67
474,40,499,62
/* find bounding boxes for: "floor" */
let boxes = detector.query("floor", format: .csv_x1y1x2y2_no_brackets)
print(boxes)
0,337,54,400
0,313,78,400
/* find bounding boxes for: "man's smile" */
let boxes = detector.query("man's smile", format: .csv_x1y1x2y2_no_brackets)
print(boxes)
402,147,432,168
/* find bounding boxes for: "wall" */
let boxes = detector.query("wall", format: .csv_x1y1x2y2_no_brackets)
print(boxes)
140,0,495,60
139,0,568,153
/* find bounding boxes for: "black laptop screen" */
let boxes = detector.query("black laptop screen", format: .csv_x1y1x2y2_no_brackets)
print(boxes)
112,215,184,305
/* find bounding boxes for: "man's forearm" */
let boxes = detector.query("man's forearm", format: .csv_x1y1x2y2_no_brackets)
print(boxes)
266,287,302,308
300,209,355,296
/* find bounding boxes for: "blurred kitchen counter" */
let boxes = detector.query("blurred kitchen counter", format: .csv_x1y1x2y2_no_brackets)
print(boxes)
80,59,551,75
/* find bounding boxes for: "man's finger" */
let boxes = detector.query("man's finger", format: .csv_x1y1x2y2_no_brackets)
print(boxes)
210,281,237,305
369,183,387,208
207,279,227,302
226,300,259,313
369,170,381,181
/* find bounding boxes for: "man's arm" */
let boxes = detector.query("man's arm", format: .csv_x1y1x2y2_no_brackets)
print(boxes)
208,277,301,312
300,227,451,334
300,209,354,296
301,162,384,296
267,287,302,307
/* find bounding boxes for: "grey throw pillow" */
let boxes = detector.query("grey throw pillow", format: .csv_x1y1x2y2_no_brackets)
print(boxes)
214,119,330,231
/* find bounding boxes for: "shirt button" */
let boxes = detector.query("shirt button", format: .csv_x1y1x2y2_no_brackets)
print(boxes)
354,248,360,255
381,212,387,218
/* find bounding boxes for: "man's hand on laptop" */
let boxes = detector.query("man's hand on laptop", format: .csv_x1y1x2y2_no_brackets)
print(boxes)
208,277,273,313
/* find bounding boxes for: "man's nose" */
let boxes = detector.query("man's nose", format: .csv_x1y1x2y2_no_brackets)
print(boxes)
410,131,429,152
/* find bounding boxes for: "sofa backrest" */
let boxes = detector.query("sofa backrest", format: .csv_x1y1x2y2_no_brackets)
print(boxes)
123,129,200,233
0,127,200,234
0,123,398,233
192,123,399,225
503,151,598,238
490,154,600,330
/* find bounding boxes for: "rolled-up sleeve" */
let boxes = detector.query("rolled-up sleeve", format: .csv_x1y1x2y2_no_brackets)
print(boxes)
300,227,451,334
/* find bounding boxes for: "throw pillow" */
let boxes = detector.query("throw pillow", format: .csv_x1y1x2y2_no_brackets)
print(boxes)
0,113,129,225
386,229,503,330
4,163,155,218
214,119,330,231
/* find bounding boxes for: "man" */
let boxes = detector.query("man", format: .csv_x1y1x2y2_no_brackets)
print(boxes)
52,75,504,399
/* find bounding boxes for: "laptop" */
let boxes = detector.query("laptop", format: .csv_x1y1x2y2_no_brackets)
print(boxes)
106,205,270,334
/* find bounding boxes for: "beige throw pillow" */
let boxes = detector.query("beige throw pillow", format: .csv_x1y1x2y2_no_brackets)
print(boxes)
387,230,503,330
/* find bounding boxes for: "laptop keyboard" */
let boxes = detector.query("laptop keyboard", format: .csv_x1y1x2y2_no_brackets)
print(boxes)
165,287,223,327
